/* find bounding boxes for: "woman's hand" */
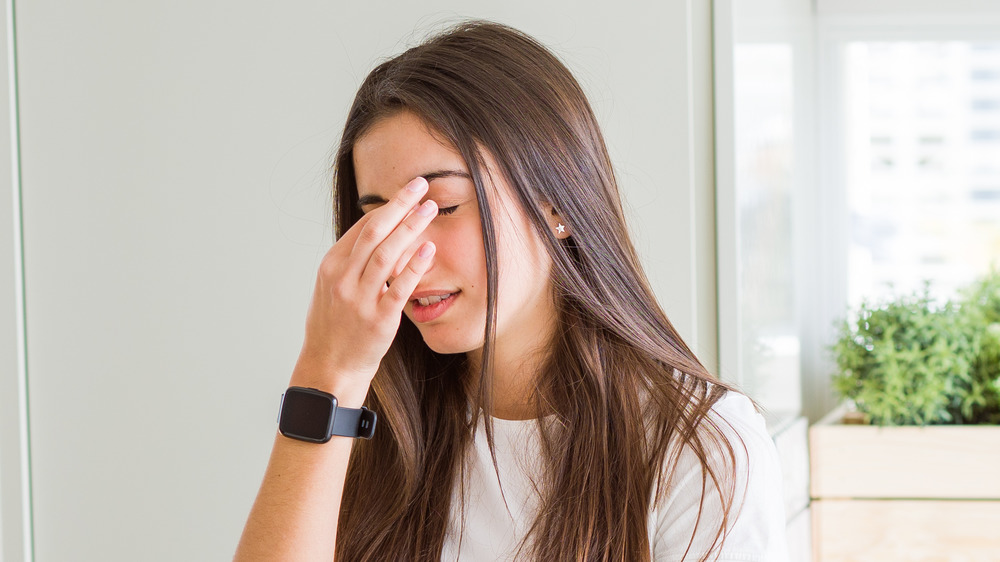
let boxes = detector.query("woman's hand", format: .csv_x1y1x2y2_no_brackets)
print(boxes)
292,176,437,399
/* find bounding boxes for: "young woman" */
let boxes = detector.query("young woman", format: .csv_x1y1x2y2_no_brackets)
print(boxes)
236,20,788,562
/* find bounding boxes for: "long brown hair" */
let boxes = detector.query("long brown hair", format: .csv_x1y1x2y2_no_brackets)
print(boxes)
333,20,748,561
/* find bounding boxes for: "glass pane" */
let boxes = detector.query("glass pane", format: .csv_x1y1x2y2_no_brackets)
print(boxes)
734,44,802,414
845,41,1000,306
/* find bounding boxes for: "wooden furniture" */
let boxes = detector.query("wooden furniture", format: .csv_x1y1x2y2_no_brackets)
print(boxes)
809,407,1000,561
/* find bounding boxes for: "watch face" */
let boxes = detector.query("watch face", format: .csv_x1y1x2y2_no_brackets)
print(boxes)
279,388,335,443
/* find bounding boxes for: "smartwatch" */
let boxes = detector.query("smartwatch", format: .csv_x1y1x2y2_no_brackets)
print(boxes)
277,386,377,442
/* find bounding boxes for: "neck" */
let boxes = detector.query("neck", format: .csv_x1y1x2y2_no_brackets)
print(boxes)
465,325,554,421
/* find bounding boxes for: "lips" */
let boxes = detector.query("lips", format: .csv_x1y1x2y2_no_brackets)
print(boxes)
410,290,460,323
415,293,455,306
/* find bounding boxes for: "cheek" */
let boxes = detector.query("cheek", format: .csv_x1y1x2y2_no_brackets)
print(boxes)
496,215,548,272
494,221,551,300
436,221,487,285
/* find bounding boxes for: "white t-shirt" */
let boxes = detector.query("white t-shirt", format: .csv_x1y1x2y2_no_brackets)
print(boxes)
440,391,789,561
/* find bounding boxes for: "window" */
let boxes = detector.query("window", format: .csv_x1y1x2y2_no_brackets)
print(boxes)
843,41,1000,305
718,0,1000,421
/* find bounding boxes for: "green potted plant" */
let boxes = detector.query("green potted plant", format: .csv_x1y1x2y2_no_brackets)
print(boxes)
830,282,1000,426
810,271,1000,561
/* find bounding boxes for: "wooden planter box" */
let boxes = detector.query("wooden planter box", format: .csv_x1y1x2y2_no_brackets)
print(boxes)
809,406,1000,561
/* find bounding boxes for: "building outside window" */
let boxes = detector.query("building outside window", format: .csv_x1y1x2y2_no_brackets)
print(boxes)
844,41,1000,307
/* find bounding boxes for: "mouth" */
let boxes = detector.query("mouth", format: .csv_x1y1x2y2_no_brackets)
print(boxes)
410,291,460,323
413,292,457,306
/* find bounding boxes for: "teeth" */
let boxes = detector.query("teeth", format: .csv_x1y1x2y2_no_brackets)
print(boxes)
416,293,452,306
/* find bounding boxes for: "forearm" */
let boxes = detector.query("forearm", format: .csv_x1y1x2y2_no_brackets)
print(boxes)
235,375,369,561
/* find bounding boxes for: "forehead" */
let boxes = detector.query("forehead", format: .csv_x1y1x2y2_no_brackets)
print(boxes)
352,111,468,196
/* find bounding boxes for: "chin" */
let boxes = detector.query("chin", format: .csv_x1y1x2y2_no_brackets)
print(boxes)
403,310,485,356
411,325,481,355
421,335,481,356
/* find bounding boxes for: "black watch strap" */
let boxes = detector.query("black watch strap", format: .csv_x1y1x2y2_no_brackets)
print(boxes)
333,405,377,439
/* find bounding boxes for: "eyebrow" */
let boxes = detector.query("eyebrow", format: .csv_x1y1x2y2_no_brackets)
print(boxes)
357,169,472,208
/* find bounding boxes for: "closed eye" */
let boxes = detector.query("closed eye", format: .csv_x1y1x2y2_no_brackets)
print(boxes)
438,205,459,216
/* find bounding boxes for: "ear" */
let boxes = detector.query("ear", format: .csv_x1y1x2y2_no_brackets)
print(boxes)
540,202,572,240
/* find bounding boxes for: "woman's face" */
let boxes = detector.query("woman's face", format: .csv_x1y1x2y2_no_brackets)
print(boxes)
352,110,557,362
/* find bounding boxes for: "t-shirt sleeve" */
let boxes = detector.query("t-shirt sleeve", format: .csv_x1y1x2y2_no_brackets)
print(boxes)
650,392,790,562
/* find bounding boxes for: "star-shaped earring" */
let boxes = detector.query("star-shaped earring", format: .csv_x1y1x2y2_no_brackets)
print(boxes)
556,223,566,234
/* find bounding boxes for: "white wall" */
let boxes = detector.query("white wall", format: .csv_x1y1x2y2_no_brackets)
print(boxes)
2,2,715,559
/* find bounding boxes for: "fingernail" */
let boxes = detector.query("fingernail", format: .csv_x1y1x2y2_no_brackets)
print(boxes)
416,200,436,217
406,177,428,192
418,242,435,258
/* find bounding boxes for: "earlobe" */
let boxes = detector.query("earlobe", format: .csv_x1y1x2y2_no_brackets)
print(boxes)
541,202,572,239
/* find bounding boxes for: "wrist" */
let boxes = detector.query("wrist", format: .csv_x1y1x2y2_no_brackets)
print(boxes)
289,364,372,409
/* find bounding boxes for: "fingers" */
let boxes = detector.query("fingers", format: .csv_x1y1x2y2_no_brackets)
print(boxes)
379,242,436,313
388,204,427,278
329,189,419,265
332,210,374,252
391,244,419,279
350,177,428,262
358,198,438,298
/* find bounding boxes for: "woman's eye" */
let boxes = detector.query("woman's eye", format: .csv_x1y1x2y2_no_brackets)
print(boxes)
437,205,459,216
